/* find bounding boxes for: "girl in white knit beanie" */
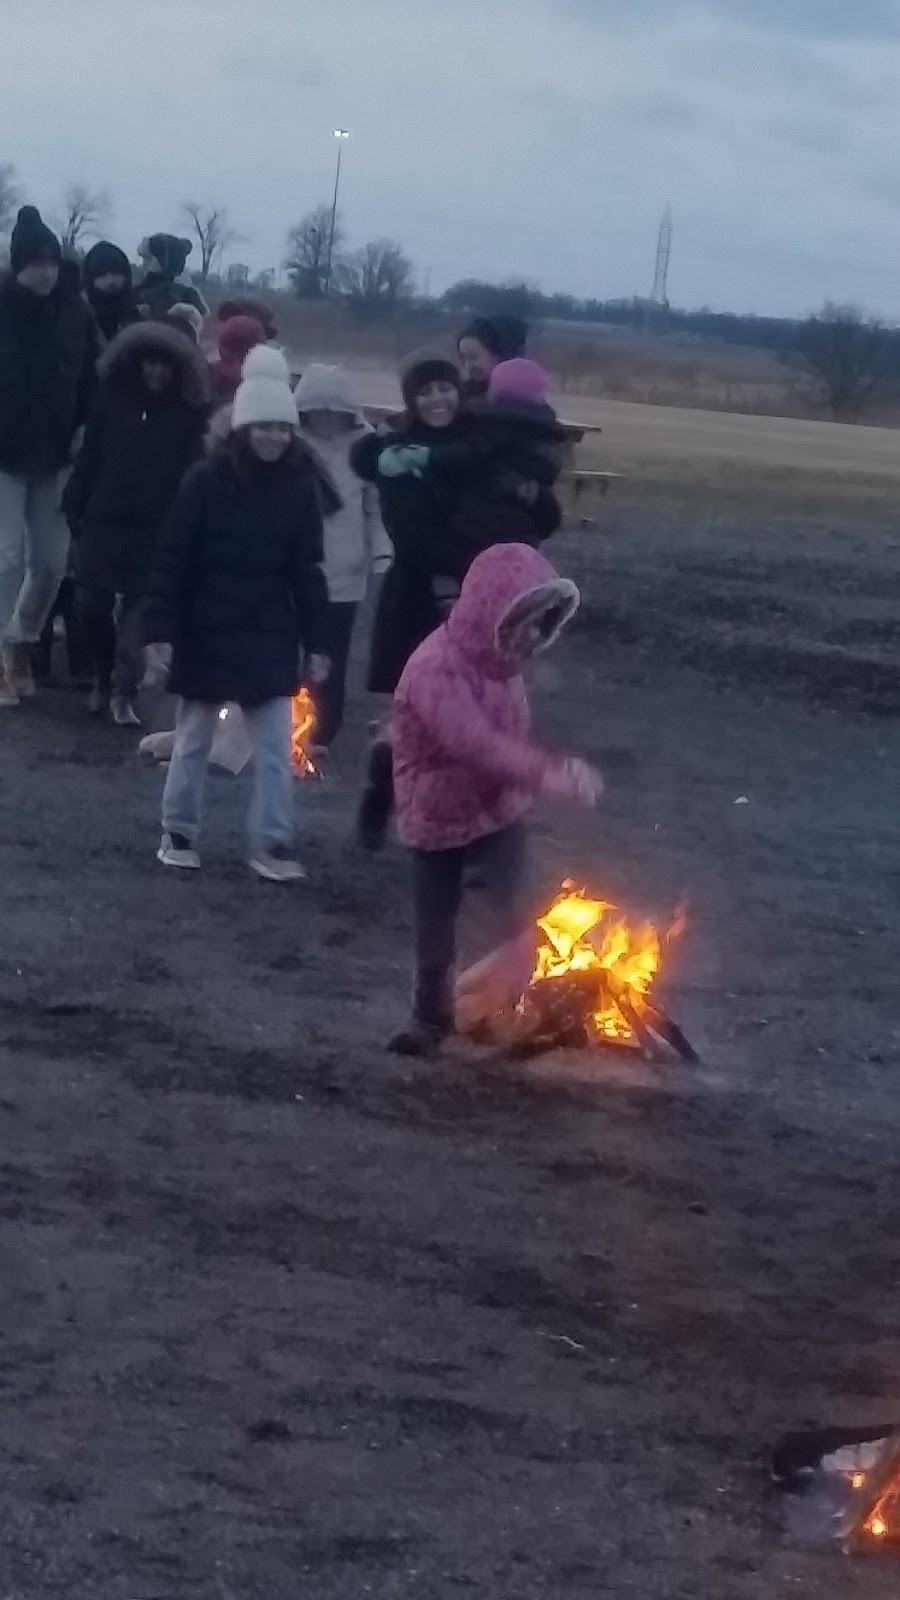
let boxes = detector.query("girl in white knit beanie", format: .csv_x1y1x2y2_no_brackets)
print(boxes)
141,356,337,882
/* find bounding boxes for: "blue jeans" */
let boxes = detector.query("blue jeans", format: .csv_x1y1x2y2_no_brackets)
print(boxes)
162,697,294,853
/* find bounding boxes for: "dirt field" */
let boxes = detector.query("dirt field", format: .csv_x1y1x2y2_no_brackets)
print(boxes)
2,408,900,1597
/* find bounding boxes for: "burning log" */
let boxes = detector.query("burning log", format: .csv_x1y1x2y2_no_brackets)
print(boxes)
456,882,697,1062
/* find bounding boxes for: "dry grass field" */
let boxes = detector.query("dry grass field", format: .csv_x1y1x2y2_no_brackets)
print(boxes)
215,291,900,424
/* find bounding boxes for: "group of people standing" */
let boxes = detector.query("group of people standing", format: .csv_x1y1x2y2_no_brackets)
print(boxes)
0,201,602,1048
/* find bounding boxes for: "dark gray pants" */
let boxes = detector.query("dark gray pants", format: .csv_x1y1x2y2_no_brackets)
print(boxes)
77,586,143,698
411,821,528,1029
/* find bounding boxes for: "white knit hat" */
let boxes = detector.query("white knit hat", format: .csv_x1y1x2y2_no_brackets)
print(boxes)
231,375,298,431
294,362,360,418
241,344,291,384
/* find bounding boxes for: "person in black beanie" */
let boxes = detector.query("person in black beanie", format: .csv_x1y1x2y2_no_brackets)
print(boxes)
136,233,208,322
0,206,99,705
457,315,528,398
83,241,138,345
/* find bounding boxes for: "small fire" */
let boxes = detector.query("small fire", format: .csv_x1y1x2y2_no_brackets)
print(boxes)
531,884,672,1043
291,687,319,777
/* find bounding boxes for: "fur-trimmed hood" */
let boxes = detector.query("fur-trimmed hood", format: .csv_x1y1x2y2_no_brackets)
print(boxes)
98,320,211,409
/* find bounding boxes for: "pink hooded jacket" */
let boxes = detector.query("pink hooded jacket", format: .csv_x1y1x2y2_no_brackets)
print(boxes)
393,542,580,851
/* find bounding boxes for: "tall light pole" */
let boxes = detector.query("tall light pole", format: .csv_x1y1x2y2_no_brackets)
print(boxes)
325,128,350,296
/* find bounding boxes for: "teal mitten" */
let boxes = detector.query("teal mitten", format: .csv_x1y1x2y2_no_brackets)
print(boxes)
378,444,431,478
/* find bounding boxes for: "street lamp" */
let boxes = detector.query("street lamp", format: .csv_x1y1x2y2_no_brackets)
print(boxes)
325,127,350,297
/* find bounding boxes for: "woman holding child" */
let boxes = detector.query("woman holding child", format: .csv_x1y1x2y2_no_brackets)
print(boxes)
353,340,565,850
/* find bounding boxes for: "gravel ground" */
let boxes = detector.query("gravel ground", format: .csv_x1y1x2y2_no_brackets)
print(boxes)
0,507,898,1598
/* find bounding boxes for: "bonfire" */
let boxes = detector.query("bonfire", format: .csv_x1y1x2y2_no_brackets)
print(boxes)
457,882,696,1061
290,687,320,778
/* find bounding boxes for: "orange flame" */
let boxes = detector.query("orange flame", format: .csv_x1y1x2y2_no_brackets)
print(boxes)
532,883,671,1043
290,687,319,777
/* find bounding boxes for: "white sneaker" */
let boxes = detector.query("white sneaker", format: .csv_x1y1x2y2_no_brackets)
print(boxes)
157,832,201,871
111,694,141,728
249,848,308,884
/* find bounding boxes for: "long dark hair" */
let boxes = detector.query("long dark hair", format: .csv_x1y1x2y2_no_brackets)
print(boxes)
227,427,342,515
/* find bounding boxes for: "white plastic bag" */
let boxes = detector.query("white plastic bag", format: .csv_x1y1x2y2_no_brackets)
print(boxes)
210,705,253,775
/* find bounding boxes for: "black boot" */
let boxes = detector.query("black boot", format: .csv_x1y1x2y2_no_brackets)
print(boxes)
388,1019,450,1058
357,739,394,851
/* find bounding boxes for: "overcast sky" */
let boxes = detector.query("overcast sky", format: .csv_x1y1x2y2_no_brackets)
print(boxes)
1,0,898,317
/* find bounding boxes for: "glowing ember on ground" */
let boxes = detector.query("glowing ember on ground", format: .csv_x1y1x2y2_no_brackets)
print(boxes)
835,1433,900,1552
290,688,319,777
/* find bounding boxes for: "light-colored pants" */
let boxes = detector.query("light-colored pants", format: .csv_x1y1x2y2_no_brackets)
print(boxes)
0,469,70,645
162,697,295,853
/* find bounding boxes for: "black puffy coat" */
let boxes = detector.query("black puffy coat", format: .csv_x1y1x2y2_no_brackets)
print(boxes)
0,273,99,475
142,443,329,707
352,417,468,695
427,397,565,549
64,322,211,594
135,275,208,323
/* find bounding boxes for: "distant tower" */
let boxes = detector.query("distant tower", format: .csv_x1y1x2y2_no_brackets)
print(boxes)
651,207,672,307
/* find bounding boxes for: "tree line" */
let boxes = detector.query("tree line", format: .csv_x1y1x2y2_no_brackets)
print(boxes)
2,162,898,421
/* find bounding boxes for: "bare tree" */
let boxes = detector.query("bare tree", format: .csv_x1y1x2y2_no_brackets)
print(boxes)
786,303,897,421
55,181,113,252
180,202,241,282
284,204,344,298
336,239,414,316
0,162,21,240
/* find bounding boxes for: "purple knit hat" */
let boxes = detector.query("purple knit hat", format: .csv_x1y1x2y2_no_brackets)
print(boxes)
488,357,551,404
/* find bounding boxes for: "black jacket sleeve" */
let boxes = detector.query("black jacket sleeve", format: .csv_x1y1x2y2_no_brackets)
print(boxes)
61,399,106,526
290,477,329,658
531,486,562,540
76,309,101,432
141,461,207,647
349,430,384,484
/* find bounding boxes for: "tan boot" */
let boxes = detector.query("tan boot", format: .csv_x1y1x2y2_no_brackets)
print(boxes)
2,642,34,700
0,648,20,708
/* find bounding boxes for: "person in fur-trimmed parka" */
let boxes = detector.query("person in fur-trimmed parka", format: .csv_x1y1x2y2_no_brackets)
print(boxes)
63,320,211,724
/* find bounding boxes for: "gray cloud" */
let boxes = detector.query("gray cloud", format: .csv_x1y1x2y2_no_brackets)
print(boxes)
0,0,898,317
221,50,330,90
545,0,900,37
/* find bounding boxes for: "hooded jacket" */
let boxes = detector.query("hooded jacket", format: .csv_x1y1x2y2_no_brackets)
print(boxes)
63,321,211,593
83,242,139,345
295,364,392,604
142,440,328,707
0,271,99,476
393,542,579,850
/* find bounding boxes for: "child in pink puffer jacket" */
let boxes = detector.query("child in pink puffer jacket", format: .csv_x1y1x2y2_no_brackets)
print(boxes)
390,541,603,1056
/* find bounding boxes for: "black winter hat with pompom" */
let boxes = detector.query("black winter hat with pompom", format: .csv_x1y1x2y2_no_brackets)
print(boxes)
10,206,62,275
